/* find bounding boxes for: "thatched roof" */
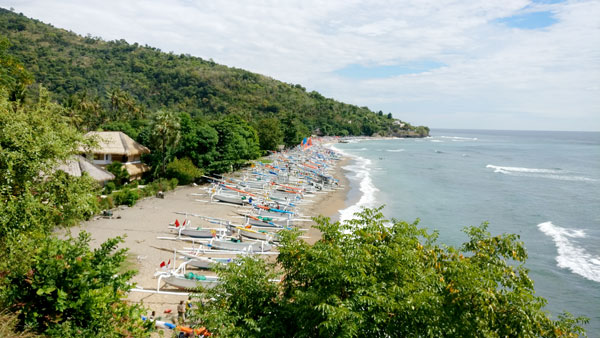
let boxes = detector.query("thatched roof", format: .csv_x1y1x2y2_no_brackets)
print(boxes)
84,131,150,156
124,163,150,177
56,156,115,182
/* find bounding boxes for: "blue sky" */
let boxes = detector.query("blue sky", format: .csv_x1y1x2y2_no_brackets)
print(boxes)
1,0,599,131
496,11,557,29
336,61,446,79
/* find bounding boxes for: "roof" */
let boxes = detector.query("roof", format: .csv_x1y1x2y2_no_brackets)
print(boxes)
84,131,150,156
124,163,150,177
56,155,115,182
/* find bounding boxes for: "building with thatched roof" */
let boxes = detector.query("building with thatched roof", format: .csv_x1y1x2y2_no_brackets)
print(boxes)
83,131,151,180
56,155,115,185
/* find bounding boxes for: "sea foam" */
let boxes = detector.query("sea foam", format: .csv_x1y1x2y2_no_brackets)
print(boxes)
440,136,478,141
538,222,600,283
487,165,563,174
386,148,405,152
486,165,596,182
331,145,379,223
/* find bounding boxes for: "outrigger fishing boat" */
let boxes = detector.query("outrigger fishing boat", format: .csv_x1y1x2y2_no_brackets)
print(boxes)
179,252,234,270
169,218,228,238
206,237,274,252
155,261,220,290
225,223,280,242
241,213,291,228
210,184,256,205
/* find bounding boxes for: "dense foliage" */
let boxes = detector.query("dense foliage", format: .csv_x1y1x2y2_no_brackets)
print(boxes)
0,53,149,336
165,157,203,185
0,8,428,140
2,233,150,337
189,208,588,337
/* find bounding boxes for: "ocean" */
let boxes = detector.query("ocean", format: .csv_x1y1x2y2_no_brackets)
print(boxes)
333,129,600,335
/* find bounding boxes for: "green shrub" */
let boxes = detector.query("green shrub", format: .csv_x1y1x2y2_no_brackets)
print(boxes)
165,157,202,185
98,195,114,210
112,188,139,207
103,181,116,195
1,233,151,337
168,178,179,190
106,162,129,187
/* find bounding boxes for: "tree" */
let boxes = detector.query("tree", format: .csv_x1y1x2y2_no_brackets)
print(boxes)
416,125,430,137
0,36,33,103
256,117,284,152
165,157,203,185
282,114,309,147
188,207,587,337
1,232,150,337
174,113,219,170
150,110,180,177
0,87,98,238
106,161,130,187
106,87,143,122
209,115,261,173
0,87,150,337
64,91,105,131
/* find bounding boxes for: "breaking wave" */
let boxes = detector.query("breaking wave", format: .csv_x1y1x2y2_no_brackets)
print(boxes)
487,165,563,174
386,148,405,152
331,145,379,223
440,136,478,141
538,222,600,283
486,165,596,182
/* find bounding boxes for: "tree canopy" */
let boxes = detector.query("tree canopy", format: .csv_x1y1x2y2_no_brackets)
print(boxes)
188,207,588,337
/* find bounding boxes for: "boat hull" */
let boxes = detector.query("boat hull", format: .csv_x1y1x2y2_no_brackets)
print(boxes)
214,194,248,205
163,275,220,290
208,239,273,252
180,228,219,238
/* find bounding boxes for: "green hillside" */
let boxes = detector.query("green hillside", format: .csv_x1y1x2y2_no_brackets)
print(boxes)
0,7,428,138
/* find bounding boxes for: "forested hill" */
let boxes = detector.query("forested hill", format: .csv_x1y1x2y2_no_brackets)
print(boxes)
0,8,428,138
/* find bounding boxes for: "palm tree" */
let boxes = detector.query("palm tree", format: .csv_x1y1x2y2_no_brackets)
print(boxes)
150,110,180,177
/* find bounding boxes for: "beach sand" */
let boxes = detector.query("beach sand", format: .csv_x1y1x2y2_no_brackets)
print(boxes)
65,155,351,326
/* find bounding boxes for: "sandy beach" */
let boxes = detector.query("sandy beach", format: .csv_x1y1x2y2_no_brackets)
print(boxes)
65,154,351,326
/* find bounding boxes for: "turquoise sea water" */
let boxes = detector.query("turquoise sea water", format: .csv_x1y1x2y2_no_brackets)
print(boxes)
334,129,600,335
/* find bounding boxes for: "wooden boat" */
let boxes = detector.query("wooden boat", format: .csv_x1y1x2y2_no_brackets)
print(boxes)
162,274,220,290
179,227,223,238
170,219,227,238
180,254,233,269
213,192,249,205
210,185,256,205
246,216,288,228
155,261,221,290
226,223,280,242
207,238,273,252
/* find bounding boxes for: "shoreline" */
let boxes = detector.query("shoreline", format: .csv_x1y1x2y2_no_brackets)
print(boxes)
302,156,351,244
65,150,354,325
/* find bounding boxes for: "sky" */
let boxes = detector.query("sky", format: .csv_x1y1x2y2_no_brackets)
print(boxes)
2,0,599,131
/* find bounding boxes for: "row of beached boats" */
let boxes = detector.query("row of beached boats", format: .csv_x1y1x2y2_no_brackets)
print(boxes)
152,141,342,292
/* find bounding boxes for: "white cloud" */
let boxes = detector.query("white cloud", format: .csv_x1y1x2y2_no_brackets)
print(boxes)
2,0,599,130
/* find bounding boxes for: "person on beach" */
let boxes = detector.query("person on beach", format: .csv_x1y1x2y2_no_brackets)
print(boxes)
148,311,156,332
177,300,186,324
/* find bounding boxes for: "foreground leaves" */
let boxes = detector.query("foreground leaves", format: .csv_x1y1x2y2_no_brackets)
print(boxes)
190,207,588,337
1,233,150,337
